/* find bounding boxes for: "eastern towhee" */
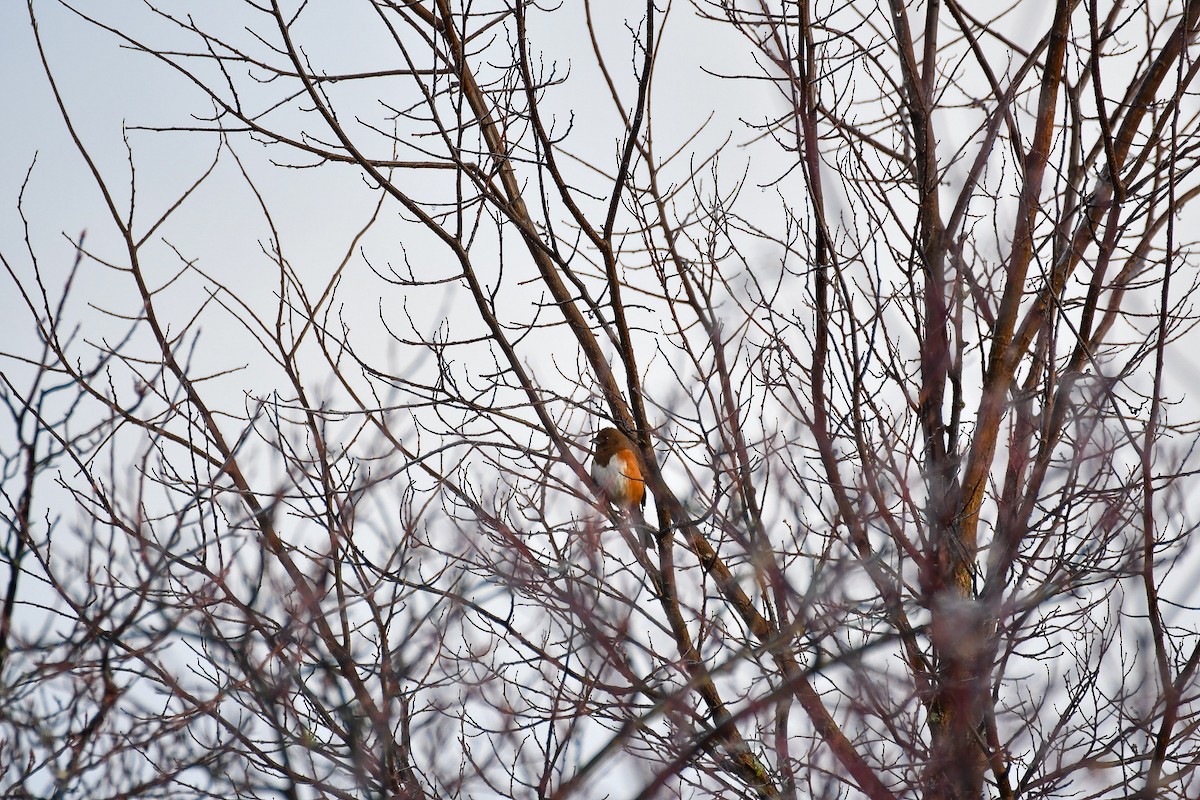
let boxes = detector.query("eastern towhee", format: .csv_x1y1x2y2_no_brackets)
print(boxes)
591,427,653,548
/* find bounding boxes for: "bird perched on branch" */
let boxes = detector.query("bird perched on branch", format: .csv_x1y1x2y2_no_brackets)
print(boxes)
591,427,653,548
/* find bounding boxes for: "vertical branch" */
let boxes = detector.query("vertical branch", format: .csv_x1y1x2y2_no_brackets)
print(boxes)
1140,19,1182,795
957,0,1073,591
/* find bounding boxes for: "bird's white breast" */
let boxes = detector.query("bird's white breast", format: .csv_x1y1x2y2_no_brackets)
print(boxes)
592,460,632,496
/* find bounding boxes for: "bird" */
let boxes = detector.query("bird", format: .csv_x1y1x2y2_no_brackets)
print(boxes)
590,427,653,548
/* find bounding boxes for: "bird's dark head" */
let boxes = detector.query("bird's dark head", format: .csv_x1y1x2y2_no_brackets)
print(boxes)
592,427,627,454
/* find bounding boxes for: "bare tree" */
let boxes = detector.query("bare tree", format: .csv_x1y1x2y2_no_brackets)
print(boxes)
4,1,1200,798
